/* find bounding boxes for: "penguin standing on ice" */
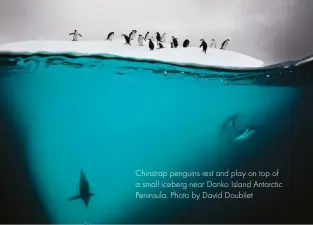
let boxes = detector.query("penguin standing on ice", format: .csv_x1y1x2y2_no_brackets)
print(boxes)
172,36,178,48
106,32,114,41
149,39,155,51
144,32,150,41
210,39,216,48
121,34,131,45
220,39,230,50
183,39,190,48
138,34,144,46
69,30,82,41
170,42,174,48
200,39,208,54
129,30,137,41
158,43,164,49
160,33,167,43
155,32,161,44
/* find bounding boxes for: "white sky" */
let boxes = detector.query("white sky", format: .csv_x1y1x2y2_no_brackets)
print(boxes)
0,0,312,64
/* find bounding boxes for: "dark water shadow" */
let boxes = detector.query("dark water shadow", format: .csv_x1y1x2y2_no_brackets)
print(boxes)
0,97,51,223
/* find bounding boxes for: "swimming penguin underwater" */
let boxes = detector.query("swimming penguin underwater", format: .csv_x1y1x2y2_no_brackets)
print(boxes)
233,125,262,141
106,32,114,41
68,170,95,209
148,39,155,51
200,39,208,54
220,113,240,135
221,39,230,50
121,34,131,45
69,30,82,41
183,39,190,48
138,34,144,46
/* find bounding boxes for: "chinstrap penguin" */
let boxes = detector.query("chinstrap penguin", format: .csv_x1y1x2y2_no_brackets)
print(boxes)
129,30,137,40
172,36,178,48
149,39,155,51
183,39,190,48
158,43,164,49
68,170,95,209
69,30,82,41
210,39,216,48
122,34,131,45
160,33,167,43
234,125,262,141
106,32,114,41
200,39,208,54
138,34,144,46
144,32,150,41
221,39,230,50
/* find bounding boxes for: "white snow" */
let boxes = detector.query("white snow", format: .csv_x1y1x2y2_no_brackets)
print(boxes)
0,39,264,68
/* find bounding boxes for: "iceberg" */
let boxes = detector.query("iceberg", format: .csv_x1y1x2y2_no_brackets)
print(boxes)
0,39,264,68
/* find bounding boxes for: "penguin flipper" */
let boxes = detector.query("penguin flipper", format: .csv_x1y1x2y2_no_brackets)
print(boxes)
68,194,81,201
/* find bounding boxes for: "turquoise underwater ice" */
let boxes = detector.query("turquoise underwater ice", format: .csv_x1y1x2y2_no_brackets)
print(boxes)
0,53,301,223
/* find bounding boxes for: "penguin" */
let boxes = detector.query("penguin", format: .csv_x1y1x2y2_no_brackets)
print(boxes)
199,39,208,54
106,32,114,41
155,32,161,44
170,42,174,48
234,125,262,141
220,39,230,50
149,39,155,51
210,39,216,48
138,34,144,46
158,43,164,49
172,36,178,48
129,30,137,41
183,39,190,48
69,30,82,41
160,33,167,43
220,113,239,135
121,34,131,45
68,170,95,209
144,32,150,41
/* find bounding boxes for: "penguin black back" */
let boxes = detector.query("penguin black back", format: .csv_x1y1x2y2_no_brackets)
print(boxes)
122,34,131,45
183,39,190,48
200,39,208,54
144,32,150,41
158,43,164,49
172,37,178,48
106,32,114,41
155,32,161,43
149,39,155,51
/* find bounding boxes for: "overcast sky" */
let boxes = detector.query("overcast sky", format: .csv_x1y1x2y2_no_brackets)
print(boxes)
0,0,312,64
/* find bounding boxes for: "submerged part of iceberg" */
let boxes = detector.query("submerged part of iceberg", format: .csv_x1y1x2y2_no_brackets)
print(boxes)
0,39,264,68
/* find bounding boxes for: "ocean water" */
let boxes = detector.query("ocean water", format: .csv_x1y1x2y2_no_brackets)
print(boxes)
0,53,313,224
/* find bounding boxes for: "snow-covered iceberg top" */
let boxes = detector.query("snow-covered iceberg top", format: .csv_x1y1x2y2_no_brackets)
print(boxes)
0,39,264,68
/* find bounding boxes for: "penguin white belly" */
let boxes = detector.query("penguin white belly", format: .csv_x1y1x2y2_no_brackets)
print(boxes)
161,35,166,42
73,33,79,41
223,42,229,49
234,129,256,141
138,37,144,46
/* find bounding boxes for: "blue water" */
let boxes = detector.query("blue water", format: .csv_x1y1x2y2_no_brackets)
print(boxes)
0,53,312,223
